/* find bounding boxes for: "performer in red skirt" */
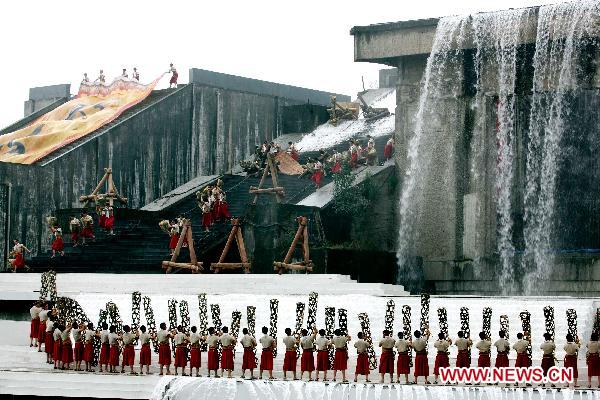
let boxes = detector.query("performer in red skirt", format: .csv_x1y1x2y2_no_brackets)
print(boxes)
104,207,115,235
11,240,30,273
37,305,48,352
433,333,451,383
201,201,212,232
563,333,580,387
383,137,394,160
51,228,65,258
259,326,276,380
69,216,81,247
99,323,110,372
412,330,431,384
395,332,411,384
354,332,370,383
587,332,600,388
158,323,173,376
61,322,74,370
218,192,231,220
476,332,491,368
29,301,42,347
287,142,299,161
45,315,55,364
349,141,359,168
174,326,189,376
513,332,531,367
378,330,395,383
240,328,257,379
99,206,107,229
168,221,180,255
80,211,95,243
310,161,324,189
53,323,63,369
540,333,556,377
121,325,138,374
206,327,220,377
139,326,153,375
83,322,96,372
315,329,331,381
168,63,178,88
332,329,350,382
494,330,510,368
73,323,85,371
282,328,299,380
455,331,472,368
300,328,317,381
108,326,121,373
220,326,236,378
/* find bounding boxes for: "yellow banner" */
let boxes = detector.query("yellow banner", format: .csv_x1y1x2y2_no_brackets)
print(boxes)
0,75,163,164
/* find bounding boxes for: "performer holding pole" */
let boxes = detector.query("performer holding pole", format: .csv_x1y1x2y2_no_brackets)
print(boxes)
494,330,510,368
240,327,257,379
354,332,370,383
282,327,298,380
332,329,350,383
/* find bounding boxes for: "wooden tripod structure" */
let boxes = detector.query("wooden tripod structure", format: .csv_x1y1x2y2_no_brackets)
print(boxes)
249,154,284,204
79,168,128,207
162,219,204,273
273,216,313,274
210,218,251,273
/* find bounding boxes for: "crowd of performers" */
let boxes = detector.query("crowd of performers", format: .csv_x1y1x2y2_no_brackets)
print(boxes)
197,180,231,232
27,301,600,387
81,63,178,88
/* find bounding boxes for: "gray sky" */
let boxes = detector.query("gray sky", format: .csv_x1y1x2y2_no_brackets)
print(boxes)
0,0,557,129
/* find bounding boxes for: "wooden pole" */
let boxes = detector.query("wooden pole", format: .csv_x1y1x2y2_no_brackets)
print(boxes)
235,228,250,273
283,224,304,264
252,163,270,205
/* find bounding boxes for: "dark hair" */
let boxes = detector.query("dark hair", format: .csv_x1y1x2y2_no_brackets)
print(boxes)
102,322,108,330
301,329,308,336
124,325,131,333
592,332,599,341
72,321,78,329
479,332,486,340
222,326,229,333
517,333,523,339
285,328,292,335
140,325,147,333
334,329,341,336
544,332,552,341
357,332,364,339
566,333,574,342
458,331,464,338
499,330,506,338
319,329,326,336
109,325,116,333
160,322,167,330
190,326,197,333
262,326,269,334
243,328,249,335
438,332,445,340
208,327,215,335
414,330,421,338
382,330,389,336
87,322,94,330
398,332,404,339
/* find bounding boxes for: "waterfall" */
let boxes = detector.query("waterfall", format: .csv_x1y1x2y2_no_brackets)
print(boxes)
523,0,600,293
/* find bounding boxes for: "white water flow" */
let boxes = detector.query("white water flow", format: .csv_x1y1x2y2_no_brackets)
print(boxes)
396,17,470,272
472,9,532,292
523,1,600,294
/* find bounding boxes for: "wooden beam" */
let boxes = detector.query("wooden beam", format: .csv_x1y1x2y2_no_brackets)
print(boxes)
210,262,251,270
273,262,313,273
249,187,285,194
162,261,204,272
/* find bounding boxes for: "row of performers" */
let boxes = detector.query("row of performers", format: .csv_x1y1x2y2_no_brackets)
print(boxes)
197,183,231,232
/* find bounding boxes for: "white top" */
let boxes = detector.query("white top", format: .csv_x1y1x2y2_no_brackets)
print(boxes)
157,329,171,344
564,342,579,356
301,335,315,350
240,334,256,348
60,327,72,342
333,335,349,349
190,333,201,345
174,332,187,346
45,320,54,333
108,332,119,345
395,339,410,352
122,332,136,345
379,337,395,350
540,340,556,355
354,339,368,353
84,329,95,342
513,339,529,353
220,333,236,347
434,339,451,352
315,336,330,351
100,330,109,344
30,306,41,319
476,340,492,352
587,341,599,354
455,338,472,351
140,332,151,345
494,338,510,352
283,335,296,350
260,335,275,349
412,338,427,352
207,335,220,348
39,310,49,322
53,328,61,341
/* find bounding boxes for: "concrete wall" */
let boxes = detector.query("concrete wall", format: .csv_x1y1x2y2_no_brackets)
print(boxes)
23,84,70,117
379,68,398,88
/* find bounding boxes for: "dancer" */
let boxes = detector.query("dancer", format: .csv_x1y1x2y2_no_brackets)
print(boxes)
53,323,63,369
80,211,95,244
365,136,377,166
37,304,48,352
168,220,180,255
51,228,65,257
174,325,189,376
433,332,451,384
157,322,173,376
103,207,115,235
188,326,202,377
494,330,510,368
349,140,359,168
315,329,331,381
83,322,96,372
70,216,81,247
10,240,31,272
332,329,350,383
99,323,110,372
287,142,299,161
108,325,121,373
259,326,275,380
61,322,74,370
218,191,231,220
44,314,55,364
168,64,178,88
540,333,556,383
240,327,257,379
29,301,42,347
220,326,236,378
384,137,395,160
331,149,342,174
121,68,128,79
395,332,411,384
310,160,324,189
563,333,579,388
412,330,430,384
73,322,85,371
132,67,140,81
476,332,492,368
378,329,395,383
300,328,317,381
121,325,138,374
95,70,106,84
354,331,370,383
201,200,212,232
513,332,531,368
206,327,220,377
282,327,298,380
82,73,90,84
139,325,153,375
586,332,599,388
455,331,472,368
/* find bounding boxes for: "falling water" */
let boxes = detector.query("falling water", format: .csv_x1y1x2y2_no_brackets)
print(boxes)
523,1,600,293
396,16,470,276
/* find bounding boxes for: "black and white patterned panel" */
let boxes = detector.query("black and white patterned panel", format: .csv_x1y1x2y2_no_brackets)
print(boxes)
358,312,377,370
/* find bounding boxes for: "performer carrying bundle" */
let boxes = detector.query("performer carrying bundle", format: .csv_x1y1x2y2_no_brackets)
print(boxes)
51,228,65,258
80,211,95,244
9,240,31,272
168,64,178,88
384,137,395,160
69,216,81,247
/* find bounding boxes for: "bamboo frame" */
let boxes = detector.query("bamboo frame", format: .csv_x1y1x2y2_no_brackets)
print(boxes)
273,216,313,274
209,218,251,274
251,155,284,204
162,219,204,274
79,168,128,207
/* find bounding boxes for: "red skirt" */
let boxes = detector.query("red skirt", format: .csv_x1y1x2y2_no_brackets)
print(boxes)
434,352,449,375
122,345,135,366
169,234,179,250
99,215,106,228
100,343,110,365
515,352,530,368
62,342,73,364
38,321,46,342
81,226,94,238
331,162,341,174
541,354,554,376
478,352,491,368
207,348,219,370
109,344,120,366
378,350,394,374
202,212,212,228
52,237,64,251
53,339,62,361
189,347,201,368
30,318,39,339
261,348,274,371
170,73,179,84
334,349,348,371
317,350,329,371
74,341,84,361
311,171,323,187
456,350,470,368
587,353,600,377
13,253,25,268
397,351,411,374
301,350,314,372
219,202,231,219
384,143,393,159
159,343,171,366
45,332,54,354
283,350,296,371
212,202,220,220
83,342,94,362
242,347,256,370
140,344,152,366
355,353,370,375
104,216,114,230
221,347,234,370
71,232,79,243
351,153,358,163
564,354,578,379
175,346,187,367
414,351,429,377
291,151,299,161
495,352,509,368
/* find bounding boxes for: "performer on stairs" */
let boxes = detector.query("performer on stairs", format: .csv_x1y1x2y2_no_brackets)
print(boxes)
70,216,81,247
241,327,257,379
10,240,31,272
202,199,212,232
287,142,299,161
80,211,95,244
51,228,65,258
384,137,395,160
310,160,324,189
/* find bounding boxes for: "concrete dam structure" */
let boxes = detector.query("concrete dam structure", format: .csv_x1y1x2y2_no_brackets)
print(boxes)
352,0,600,295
